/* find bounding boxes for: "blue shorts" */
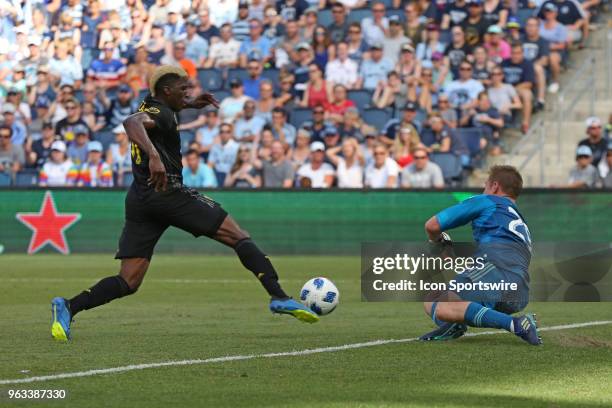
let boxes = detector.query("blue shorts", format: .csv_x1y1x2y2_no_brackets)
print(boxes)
450,262,529,314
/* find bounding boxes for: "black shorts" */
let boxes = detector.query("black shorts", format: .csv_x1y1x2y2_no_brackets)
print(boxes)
115,185,228,260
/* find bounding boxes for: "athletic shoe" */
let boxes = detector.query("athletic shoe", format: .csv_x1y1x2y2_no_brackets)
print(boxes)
51,297,72,341
513,313,542,346
548,82,560,94
269,298,320,323
419,322,468,341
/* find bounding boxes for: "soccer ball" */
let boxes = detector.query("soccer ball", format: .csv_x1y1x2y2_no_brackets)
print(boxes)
299,277,339,316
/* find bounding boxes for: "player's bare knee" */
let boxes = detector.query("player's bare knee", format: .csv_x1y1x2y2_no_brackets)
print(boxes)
119,259,148,294
423,301,433,316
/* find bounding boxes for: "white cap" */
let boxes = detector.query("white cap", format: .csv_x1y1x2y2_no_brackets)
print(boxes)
310,141,325,152
28,35,42,46
113,124,126,134
585,116,601,129
2,103,15,114
51,140,67,152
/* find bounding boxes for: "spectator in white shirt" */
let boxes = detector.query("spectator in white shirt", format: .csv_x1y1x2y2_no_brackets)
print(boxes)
208,122,240,186
297,141,335,188
361,1,389,47
325,42,358,89
364,143,399,188
205,23,241,69
219,78,252,122
39,141,73,187
326,138,365,188
400,146,445,189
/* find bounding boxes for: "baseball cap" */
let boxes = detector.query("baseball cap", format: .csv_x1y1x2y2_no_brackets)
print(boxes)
51,140,67,153
118,83,131,93
431,51,444,61
42,120,54,129
229,78,243,87
389,15,401,24
544,3,558,12
28,35,41,46
87,141,103,152
304,6,318,14
364,129,377,138
401,43,415,53
186,15,200,26
426,23,439,31
469,0,482,6
238,1,249,8
2,103,15,114
403,101,417,111
585,116,602,128
295,42,311,51
74,124,89,135
113,124,126,134
576,145,592,157
506,17,520,29
310,141,326,152
369,41,384,50
324,126,339,136
37,65,49,73
487,25,502,34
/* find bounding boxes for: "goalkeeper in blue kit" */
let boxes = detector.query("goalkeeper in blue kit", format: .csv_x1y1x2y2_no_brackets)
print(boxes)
420,165,542,345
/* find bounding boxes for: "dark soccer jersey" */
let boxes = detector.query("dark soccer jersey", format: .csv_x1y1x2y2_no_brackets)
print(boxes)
131,95,183,190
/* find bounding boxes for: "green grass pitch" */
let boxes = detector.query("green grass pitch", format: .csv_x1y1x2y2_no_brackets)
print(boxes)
1,254,611,408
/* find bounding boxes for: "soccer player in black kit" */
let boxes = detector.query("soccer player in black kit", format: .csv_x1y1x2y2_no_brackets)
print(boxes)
51,66,318,341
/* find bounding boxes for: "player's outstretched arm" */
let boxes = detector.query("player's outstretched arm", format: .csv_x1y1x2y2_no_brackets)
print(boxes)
123,112,167,191
184,92,220,110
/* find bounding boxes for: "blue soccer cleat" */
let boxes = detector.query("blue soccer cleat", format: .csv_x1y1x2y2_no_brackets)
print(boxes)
269,298,319,323
419,322,468,341
513,313,542,346
51,297,72,341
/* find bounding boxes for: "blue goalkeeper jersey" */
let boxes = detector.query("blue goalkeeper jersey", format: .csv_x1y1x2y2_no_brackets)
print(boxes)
436,195,532,278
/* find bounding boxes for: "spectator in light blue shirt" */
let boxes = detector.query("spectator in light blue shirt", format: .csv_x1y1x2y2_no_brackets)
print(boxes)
239,18,273,67
357,42,393,91
184,16,209,67
234,100,266,143
207,122,240,185
2,104,27,146
182,149,218,188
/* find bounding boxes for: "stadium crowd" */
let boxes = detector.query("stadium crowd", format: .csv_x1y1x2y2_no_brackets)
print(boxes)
0,0,608,188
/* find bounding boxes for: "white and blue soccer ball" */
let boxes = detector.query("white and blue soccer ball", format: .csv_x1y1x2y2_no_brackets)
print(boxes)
299,277,339,316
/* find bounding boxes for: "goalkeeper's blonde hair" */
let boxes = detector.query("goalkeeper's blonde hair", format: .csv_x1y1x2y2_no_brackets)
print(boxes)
149,65,188,96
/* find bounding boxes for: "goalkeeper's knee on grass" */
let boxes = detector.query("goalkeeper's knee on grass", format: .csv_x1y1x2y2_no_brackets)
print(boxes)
234,238,288,299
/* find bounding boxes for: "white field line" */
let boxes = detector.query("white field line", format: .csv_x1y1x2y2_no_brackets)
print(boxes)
1,320,611,385
1,278,350,284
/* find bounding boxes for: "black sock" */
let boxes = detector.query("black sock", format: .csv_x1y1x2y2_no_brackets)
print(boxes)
234,238,288,299
68,275,132,317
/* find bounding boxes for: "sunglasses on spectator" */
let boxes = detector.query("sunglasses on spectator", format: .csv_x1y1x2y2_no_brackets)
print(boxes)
374,151,386,156
314,110,324,114
439,99,448,103
589,125,602,129
422,72,432,77
66,105,77,110
249,24,260,29
414,155,427,160
373,8,385,12
460,66,472,71
349,29,360,34
492,72,503,76
220,129,232,133
332,9,343,14
0,134,11,139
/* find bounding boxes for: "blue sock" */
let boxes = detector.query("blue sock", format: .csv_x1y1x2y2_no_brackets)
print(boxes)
430,302,445,326
464,302,514,332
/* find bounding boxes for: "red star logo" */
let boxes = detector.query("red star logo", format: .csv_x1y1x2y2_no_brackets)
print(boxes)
16,191,81,254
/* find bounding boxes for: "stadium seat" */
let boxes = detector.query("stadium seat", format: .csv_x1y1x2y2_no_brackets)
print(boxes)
516,8,535,27
226,68,250,90
386,8,404,21
0,172,11,186
74,89,84,103
138,89,148,100
95,130,115,152
362,108,390,132
347,89,373,112
261,68,280,89
197,68,224,91
290,108,313,129
430,152,463,185
455,127,484,158
347,8,372,25
180,131,195,152
317,9,333,27
378,0,394,8
14,169,38,186
213,90,230,102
